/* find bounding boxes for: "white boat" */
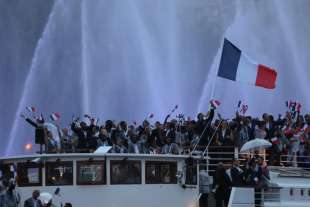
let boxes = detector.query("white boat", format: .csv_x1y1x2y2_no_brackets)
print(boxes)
0,153,201,207
1,151,310,207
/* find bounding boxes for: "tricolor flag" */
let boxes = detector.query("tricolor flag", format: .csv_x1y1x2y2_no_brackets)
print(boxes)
240,104,248,115
35,114,44,123
210,99,221,109
218,39,277,89
171,105,178,113
148,113,154,119
237,100,242,108
26,106,36,113
50,112,61,121
237,100,248,115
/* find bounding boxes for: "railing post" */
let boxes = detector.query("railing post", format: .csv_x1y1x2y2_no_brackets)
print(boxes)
261,189,265,207
206,149,209,173
234,147,239,160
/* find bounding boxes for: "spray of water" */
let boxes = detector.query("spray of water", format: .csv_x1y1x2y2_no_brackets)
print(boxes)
5,0,61,156
80,0,90,115
273,0,310,105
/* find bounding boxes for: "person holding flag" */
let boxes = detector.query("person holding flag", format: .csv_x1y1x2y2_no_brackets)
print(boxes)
195,100,218,148
20,112,46,153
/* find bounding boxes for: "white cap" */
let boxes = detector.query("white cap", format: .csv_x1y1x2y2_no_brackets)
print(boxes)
39,192,53,204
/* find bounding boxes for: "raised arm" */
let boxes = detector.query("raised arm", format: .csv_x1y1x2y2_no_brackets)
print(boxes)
204,108,215,126
20,114,38,128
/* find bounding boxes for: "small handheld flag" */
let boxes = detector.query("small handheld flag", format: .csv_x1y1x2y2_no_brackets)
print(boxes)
237,101,248,115
50,112,61,121
171,105,178,113
210,99,221,109
165,105,179,120
35,113,44,123
287,100,302,119
148,113,154,119
237,100,242,108
26,106,36,113
240,104,248,115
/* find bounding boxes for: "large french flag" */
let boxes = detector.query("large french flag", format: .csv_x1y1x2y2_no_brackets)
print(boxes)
218,39,277,89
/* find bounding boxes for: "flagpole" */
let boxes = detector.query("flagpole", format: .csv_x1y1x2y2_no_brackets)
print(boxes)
209,38,225,108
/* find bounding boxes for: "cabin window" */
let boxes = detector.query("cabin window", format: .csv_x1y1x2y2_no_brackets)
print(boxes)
46,161,73,186
17,162,42,186
145,161,177,184
185,158,197,185
290,188,293,196
301,189,304,196
110,160,141,184
0,163,15,180
77,161,105,185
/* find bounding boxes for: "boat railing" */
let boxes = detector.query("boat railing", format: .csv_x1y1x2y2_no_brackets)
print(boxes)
278,154,310,169
230,186,310,206
261,187,281,203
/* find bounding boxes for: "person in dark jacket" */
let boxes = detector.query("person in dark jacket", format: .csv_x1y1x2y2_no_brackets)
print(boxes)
0,179,19,207
197,108,215,147
24,190,42,207
213,163,231,207
230,159,245,187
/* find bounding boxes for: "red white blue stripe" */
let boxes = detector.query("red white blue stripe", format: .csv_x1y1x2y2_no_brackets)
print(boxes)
50,112,61,121
218,39,277,89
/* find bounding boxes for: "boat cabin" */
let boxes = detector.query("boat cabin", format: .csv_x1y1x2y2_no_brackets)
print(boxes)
0,153,201,207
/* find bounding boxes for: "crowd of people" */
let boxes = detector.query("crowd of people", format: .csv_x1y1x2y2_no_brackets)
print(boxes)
2,104,309,207
21,104,310,167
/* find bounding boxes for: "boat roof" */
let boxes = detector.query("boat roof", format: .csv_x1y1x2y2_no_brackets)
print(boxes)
0,153,202,162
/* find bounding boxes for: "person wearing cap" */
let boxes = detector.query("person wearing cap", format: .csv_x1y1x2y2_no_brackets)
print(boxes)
64,203,72,207
24,190,42,207
38,192,56,207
